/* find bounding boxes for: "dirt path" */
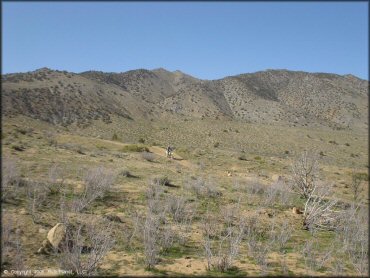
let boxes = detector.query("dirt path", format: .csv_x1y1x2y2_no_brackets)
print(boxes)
97,138,195,169
148,146,195,169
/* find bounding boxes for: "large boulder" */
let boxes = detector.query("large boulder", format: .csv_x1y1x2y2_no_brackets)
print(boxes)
47,223,66,249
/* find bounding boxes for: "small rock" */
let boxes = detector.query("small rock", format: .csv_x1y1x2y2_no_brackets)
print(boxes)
19,208,28,215
292,207,303,214
37,239,53,254
39,228,47,234
104,214,123,223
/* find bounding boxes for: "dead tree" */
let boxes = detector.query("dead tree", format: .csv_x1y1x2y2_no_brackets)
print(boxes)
291,151,319,199
303,183,338,232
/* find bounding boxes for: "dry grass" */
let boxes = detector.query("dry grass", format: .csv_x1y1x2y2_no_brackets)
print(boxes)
1,115,368,276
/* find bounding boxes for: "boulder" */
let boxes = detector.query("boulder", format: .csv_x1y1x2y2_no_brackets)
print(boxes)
36,239,53,254
47,223,66,249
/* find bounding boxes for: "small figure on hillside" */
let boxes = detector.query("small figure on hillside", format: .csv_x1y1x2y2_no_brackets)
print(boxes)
166,145,174,159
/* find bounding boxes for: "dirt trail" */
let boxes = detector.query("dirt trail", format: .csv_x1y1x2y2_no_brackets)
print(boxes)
149,146,195,169
97,138,195,169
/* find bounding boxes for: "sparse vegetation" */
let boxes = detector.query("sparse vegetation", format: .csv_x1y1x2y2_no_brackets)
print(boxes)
121,144,149,152
1,67,368,276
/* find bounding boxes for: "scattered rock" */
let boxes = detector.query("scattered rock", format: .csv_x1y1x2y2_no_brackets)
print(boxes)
292,207,303,214
19,208,28,215
104,213,124,223
37,239,53,254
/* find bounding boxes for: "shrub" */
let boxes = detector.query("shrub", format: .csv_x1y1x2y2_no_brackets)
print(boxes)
153,176,171,186
185,177,221,198
138,138,146,143
120,169,132,177
58,217,115,275
2,156,20,201
121,144,149,152
213,142,220,148
11,144,25,152
72,167,117,212
142,151,155,162
290,151,319,199
202,207,245,272
112,132,119,141
238,154,247,161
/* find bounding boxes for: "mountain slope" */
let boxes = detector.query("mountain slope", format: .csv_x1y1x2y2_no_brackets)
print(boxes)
2,68,368,130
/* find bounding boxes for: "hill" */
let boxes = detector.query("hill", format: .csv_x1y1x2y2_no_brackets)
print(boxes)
2,68,368,130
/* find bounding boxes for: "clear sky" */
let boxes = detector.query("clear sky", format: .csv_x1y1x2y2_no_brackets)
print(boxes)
2,1,369,80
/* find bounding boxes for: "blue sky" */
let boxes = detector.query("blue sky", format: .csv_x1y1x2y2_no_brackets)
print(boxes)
2,1,368,80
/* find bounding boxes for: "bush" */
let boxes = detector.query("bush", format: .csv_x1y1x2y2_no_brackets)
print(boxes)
121,144,149,153
142,151,155,162
2,156,20,201
213,142,220,148
185,177,222,198
72,167,117,212
202,206,245,272
138,138,146,143
120,169,132,177
290,151,320,199
58,217,115,275
153,176,171,186
11,144,25,152
112,133,119,141
238,154,247,161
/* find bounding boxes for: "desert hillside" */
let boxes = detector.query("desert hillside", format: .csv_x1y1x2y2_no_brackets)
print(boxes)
1,68,368,277
2,68,368,130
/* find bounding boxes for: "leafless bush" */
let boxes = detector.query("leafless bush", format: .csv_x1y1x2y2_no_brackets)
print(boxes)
335,204,368,275
247,180,265,195
202,208,245,272
255,243,270,275
141,151,155,162
268,219,293,252
48,163,66,195
142,211,161,269
303,183,339,232
26,181,48,223
291,151,319,199
1,215,13,265
244,215,262,256
1,156,20,201
120,168,131,177
72,166,116,212
301,239,334,272
165,194,196,228
152,175,171,187
58,217,115,275
159,223,176,253
350,170,363,202
264,179,292,208
45,130,57,147
185,176,221,198
1,216,25,270
146,179,166,217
